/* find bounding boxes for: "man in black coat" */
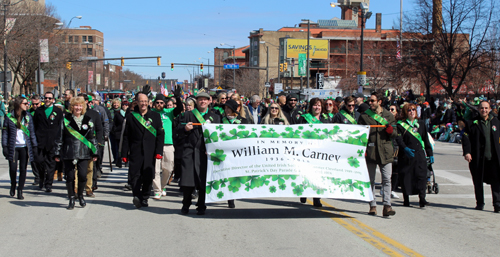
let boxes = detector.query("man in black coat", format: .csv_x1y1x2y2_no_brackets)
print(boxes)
33,92,63,192
177,90,221,215
462,101,500,213
121,93,164,208
281,93,302,124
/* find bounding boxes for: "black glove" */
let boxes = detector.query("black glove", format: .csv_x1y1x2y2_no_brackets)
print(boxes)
174,85,182,98
142,85,151,95
3,147,8,158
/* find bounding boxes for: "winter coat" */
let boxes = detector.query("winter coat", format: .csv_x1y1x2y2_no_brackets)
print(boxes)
462,115,500,185
54,113,98,160
297,113,332,124
176,109,221,188
396,119,433,195
111,109,125,139
2,111,37,162
358,108,398,165
33,104,64,152
121,107,164,175
282,105,303,124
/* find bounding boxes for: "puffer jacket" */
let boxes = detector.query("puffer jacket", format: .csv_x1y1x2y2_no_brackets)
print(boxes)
2,111,37,162
54,112,98,160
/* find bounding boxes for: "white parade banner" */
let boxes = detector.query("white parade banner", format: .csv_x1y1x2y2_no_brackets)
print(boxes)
203,124,373,203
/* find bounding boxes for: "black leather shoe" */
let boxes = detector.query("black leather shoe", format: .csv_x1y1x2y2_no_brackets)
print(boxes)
141,200,149,207
45,187,52,193
475,204,485,210
403,201,410,207
181,206,189,215
17,190,24,200
313,198,322,207
228,200,235,209
300,197,306,203
67,197,76,210
10,185,15,197
78,196,86,208
196,209,206,215
133,196,142,209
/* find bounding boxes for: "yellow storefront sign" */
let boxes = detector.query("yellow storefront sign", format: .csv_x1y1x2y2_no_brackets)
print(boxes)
286,39,329,59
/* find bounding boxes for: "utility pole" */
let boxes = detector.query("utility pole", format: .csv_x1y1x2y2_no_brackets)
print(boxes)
306,20,310,89
2,1,7,99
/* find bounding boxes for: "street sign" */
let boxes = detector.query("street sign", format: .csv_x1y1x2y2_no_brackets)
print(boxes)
265,82,271,88
316,73,324,89
274,83,283,94
357,71,366,86
298,54,306,76
217,86,222,90
223,64,240,69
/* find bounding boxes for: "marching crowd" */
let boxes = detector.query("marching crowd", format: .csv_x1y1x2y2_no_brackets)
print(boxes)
2,86,499,215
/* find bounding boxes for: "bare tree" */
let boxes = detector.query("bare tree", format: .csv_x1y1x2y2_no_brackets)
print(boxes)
405,0,497,97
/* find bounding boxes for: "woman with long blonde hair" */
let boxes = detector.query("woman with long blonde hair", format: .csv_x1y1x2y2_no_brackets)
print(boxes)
230,93,253,123
260,103,289,125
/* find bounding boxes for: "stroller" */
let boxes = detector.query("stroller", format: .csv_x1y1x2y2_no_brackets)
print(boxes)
426,134,439,194
426,158,439,194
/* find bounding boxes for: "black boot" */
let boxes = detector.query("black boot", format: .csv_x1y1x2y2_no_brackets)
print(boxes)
313,198,322,207
67,197,76,210
10,184,15,197
78,196,86,208
227,200,235,208
403,194,410,207
17,190,24,200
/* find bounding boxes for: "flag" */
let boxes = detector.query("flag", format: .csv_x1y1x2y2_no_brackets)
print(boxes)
396,41,401,62
160,84,166,95
171,81,174,92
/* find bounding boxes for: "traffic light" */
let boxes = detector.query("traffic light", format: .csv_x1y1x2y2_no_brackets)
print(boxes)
66,62,72,70
157,57,161,66
284,62,288,71
200,63,204,72
121,57,124,67
279,63,283,72
133,80,135,84
171,63,174,71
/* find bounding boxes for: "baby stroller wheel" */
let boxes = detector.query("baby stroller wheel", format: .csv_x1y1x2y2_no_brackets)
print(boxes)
433,183,439,194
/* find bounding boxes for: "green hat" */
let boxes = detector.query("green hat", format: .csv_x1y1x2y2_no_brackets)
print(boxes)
88,95,93,102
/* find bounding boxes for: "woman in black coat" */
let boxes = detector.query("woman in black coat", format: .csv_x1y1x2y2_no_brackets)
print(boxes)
2,96,37,199
55,97,98,210
297,98,331,207
396,103,434,208
110,99,126,168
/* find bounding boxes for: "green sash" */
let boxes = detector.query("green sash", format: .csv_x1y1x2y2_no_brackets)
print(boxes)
214,106,225,115
64,118,97,154
398,120,425,151
328,113,334,119
339,110,357,124
222,117,241,124
132,112,157,137
7,113,30,137
192,108,207,124
302,113,322,124
365,109,388,125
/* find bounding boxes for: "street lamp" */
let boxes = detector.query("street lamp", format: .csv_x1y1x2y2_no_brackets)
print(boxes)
221,43,236,89
330,2,372,92
67,15,82,28
84,41,90,92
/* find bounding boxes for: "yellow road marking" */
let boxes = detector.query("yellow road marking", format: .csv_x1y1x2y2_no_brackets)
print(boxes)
307,199,424,257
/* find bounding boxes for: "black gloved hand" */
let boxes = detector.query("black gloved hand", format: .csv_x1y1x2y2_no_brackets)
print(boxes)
174,86,182,98
142,85,151,95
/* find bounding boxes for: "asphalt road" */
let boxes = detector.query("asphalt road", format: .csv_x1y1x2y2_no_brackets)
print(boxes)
0,141,498,257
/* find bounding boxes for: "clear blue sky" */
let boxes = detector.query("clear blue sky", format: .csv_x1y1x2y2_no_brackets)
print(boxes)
47,0,414,82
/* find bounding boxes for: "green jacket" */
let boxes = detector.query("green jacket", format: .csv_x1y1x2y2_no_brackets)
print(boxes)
358,108,397,165
152,107,175,145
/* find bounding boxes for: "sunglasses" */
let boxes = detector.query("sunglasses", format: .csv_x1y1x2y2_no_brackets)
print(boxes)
369,99,378,103
390,108,396,111
289,99,297,102
156,101,165,105
408,109,416,112
45,97,53,100
327,103,333,106
270,107,279,110
220,97,227,100
21,102,29,105
347,104,355,107
33,102,41,106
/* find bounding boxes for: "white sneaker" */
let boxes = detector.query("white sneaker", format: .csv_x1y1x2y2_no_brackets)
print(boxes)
153,193,161,200
391,191,400,199
161,189,167,196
